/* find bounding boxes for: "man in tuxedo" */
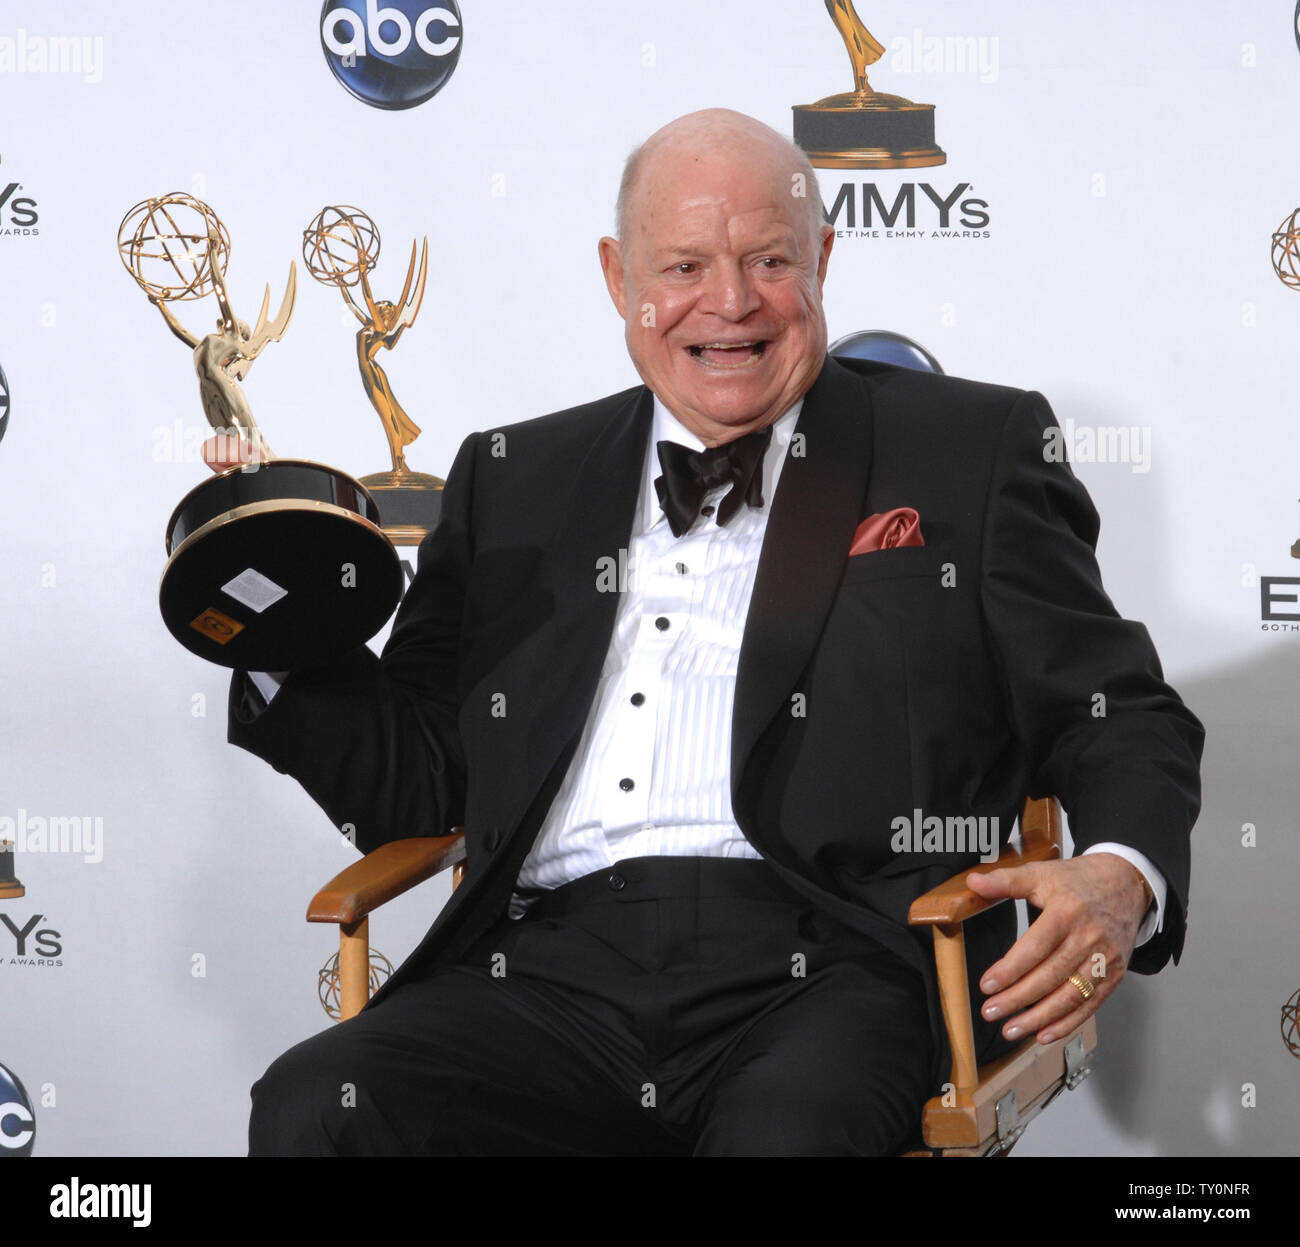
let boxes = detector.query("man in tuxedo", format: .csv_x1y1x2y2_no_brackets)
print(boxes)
228,109,1203,1155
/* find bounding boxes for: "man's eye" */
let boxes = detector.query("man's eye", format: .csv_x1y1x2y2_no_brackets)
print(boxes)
758,256,784,269
671,262,696,274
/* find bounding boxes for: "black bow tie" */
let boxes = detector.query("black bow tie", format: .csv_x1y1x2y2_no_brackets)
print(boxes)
654,425,773,538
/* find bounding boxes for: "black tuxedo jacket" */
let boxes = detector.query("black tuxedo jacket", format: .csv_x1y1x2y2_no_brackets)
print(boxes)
229,355,1203,1083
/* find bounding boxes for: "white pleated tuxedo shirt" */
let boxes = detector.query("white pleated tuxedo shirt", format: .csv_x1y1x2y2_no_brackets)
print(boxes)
509,397,801,911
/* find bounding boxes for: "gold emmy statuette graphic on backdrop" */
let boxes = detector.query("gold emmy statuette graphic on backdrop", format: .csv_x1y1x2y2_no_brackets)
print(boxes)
319,946,394,1021
0,839,23,899
1269,206,1300,558
1283,987,1300,1059
303,206,443,545
118,192,402,669
793,0,946,168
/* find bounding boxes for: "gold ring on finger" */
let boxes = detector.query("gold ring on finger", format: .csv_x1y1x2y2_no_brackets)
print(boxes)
1068,971,1095,1001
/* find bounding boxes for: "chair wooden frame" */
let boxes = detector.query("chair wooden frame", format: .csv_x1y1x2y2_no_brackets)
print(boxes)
306,795,1095,1156
904,795,1097,1155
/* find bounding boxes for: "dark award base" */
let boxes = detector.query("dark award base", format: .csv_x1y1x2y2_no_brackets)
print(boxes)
793,92,946,169
0,842,23,899
160,460,403,670
359,468,444,546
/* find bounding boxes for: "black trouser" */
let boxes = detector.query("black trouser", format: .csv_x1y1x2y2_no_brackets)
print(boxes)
249,856,935,1156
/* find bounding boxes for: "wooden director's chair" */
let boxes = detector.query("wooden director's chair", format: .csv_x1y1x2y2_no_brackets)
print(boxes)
306,795,1096,1156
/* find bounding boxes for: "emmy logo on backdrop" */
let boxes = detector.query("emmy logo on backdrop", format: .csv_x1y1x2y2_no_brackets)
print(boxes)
303,206,443,545
793,0,946,169
318,945,395,1022
1284,987,1300,1058
1270,207,1300,559
118,192,402,669
0,359,10,448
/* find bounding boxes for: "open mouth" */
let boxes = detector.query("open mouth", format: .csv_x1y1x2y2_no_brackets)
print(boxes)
687,341,768,368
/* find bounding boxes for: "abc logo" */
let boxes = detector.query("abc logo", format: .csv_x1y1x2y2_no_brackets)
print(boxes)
321,1,463,110
0,1062,35,1157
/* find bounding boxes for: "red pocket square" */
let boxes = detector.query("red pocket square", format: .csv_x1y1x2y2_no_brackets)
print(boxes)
848,508,924,555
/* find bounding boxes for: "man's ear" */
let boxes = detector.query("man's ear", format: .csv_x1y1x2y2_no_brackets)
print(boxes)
598,235,627,318
816,223,834,289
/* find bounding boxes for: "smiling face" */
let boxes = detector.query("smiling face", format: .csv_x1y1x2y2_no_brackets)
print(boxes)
599,113,834,445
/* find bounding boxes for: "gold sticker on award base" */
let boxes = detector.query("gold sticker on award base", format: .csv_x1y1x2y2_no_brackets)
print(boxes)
190,607,246,645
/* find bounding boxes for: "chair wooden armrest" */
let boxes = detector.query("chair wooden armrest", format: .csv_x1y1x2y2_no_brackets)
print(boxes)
308,828,466,1021
905,796,1098,1155
307,832,467,925
906,840,1060,925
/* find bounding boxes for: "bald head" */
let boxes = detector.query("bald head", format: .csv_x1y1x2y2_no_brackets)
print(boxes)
615,109,825,248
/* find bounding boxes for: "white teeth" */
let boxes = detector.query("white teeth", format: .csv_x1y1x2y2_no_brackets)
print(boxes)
687,341,767,362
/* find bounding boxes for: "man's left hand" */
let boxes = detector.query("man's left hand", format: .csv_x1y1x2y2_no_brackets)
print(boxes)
965,853,1150,1044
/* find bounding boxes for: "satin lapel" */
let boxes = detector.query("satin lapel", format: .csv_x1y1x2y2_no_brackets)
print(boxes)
514,386,653,812
731,356,875,819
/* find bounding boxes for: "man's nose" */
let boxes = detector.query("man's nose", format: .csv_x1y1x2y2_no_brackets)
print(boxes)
698,259,761,320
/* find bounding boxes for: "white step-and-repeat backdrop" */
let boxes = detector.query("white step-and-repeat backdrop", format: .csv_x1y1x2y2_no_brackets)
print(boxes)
1,0,1297,1157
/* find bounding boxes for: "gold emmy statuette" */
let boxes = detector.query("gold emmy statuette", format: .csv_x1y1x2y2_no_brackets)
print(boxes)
1283,987,1300,1059
303,206,443,545
1270,208,1300,558
119,192,402,670
793,0,946,169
